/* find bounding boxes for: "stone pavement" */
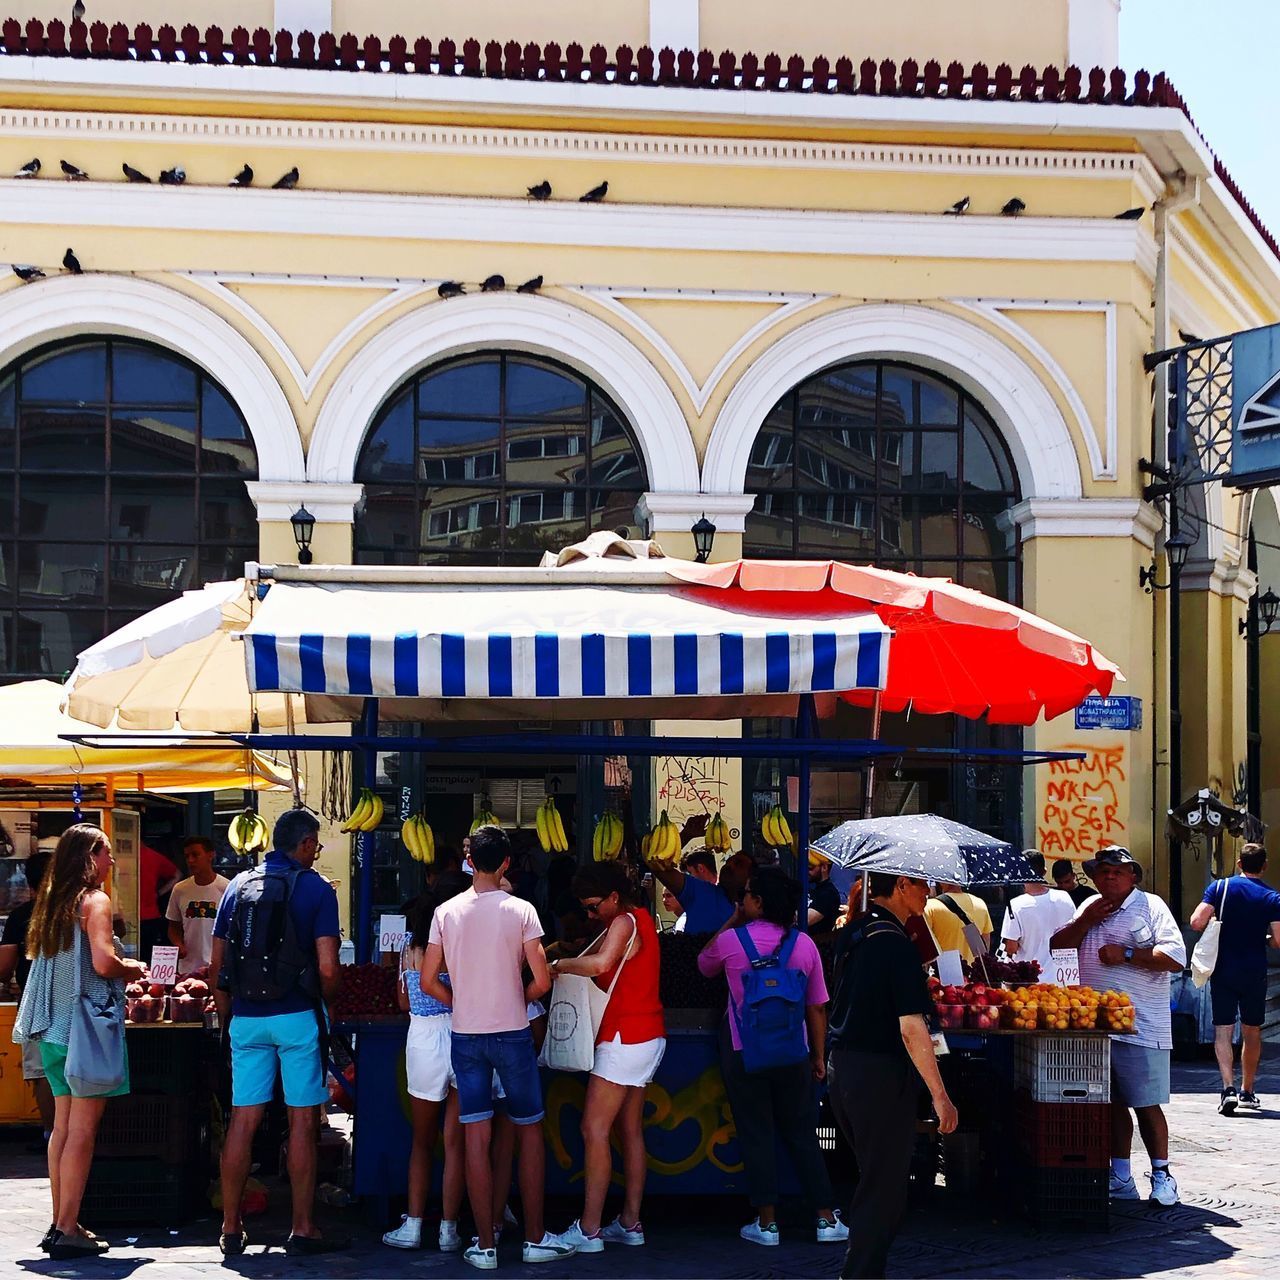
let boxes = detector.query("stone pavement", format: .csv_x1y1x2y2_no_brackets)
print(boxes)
1,1053,1276,1279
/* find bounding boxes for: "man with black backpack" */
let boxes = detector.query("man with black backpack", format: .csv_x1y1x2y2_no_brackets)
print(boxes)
209,809,345,1258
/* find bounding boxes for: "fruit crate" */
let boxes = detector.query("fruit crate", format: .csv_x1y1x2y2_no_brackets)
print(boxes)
81,1158,200,1225
1011,1090,1110,1169
1019,1167,1109,1227
125,1025,208,1094
97,1094,203,1163
1014,1034,1109,1104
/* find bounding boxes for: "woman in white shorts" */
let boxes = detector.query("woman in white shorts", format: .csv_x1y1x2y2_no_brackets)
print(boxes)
382,893,464,1252
548,862,665,1254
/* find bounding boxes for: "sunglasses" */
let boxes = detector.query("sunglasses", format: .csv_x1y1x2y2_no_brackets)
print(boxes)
582,899,604,915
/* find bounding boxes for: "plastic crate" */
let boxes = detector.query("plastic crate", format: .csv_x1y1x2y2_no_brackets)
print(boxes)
97,1094,202,1163
1011,1091,1110,1169
1020,1167,1109,1226
125,1026,207,1094
1014,1034,1110,1104
81,1158,199,1225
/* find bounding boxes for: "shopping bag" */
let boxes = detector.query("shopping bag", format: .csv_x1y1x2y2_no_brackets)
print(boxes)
65,923,127,1097
1190,880,1228,989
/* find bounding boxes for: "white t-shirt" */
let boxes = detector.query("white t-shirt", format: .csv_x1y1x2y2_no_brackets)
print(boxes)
165,874,230,974
1000,887,1077,976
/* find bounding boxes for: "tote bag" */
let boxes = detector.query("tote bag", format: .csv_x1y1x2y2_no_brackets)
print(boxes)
541,914,637,1073
1190,879,1229,989
65,922,127,1097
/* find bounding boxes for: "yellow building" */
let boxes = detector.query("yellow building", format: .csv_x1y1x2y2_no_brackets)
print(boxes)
1,0,1276,921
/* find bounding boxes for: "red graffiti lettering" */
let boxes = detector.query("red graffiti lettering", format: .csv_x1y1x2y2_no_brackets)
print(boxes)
1039,745,1127,858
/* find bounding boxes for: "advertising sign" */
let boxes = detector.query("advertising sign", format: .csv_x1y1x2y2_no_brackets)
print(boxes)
1231,324,1280,489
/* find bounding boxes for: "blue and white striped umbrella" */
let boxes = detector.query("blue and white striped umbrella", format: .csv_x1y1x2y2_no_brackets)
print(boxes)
241,582,890,702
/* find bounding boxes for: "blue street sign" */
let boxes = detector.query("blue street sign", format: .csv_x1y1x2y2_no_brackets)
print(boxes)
1074,696,1143,732
1232,325,1280,489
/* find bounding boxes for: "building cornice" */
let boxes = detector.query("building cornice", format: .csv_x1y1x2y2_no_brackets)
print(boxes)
1180,556,1259,604
636,492,756,534
1007,497,1163,547
246,480,365,522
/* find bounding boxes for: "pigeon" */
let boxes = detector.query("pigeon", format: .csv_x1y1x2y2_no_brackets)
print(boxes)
272,167,300,190
60,160,88,181
71,0,84,20
527,180,552,201
516,275,543,294
229,164,254,188
122,163,152,183
62,248,82,274
1178,329,1202,345
14,158,40,178
1115,206,1146,221
1001,197,1026,216
944,196,970,215
437,280,465,299
13,265,45,282
579,181,609,203
158,166,185,186
481,274,505,292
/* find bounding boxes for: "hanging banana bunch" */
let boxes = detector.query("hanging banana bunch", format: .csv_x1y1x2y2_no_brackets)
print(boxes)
643,810,681,864
761,803,794,850
705,811,733,853
591,810,625,862
470,806,500,835
341,787,384,833
401,812,436,865
229,808,269,854
534,795,569,854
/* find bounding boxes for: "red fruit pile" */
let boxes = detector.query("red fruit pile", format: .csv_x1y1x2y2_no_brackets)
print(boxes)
171,976,211,1023
929,977,1007,1031
332,963,398,1018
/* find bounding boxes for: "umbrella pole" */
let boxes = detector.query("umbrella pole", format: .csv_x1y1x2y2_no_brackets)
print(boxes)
863,691,884,818
357,697,379,963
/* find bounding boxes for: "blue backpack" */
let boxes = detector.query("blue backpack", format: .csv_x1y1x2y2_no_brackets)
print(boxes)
731,927,809,1073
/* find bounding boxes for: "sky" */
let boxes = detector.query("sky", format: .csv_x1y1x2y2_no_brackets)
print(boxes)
1120,0,1280,235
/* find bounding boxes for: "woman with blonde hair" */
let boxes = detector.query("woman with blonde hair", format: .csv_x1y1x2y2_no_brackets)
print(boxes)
15,824,147,1259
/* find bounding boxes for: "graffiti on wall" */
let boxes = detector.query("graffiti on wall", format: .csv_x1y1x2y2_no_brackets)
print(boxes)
1037,743,1128,856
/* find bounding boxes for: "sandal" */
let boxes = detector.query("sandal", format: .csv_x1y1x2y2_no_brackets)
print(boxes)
47,1231,109,1259
219,1230,248,1256
286,1232,350,1256
39,1224,56,1252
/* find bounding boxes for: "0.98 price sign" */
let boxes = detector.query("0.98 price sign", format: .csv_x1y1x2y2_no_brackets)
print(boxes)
1049,948,1080,987
378,914,408,955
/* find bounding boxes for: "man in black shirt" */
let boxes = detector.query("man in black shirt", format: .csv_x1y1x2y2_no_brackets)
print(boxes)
807,851,842,936
1052,859,1100,907
827,871,958,1279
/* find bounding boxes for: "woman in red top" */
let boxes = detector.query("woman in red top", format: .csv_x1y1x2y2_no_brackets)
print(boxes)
548,862,664,1253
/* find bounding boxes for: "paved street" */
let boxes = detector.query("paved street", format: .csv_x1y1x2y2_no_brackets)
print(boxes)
1,1053,1276,1279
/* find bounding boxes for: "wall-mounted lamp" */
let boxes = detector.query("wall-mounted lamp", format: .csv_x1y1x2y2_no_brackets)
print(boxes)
691,514,717,564
1239,586,1280,637
1139,527,1194,593
290,505,316,565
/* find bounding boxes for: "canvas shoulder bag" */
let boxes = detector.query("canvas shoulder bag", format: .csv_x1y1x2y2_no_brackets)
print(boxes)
65,919,127,1097
541,912,637,1073
1191,879,1229,989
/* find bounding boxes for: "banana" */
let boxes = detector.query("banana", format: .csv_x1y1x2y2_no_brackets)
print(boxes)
592,815,606,860
641,830,652,859
246,814,269,853
549,800,568,854
471,808,500,834
419,815,436,865
761,808,777,847
534,801,553,854
773,806,794,847
594,810,623,861
610,812,625,858
229,810,249,852
402,815,422,861
341,789,371,833
359,794,385,832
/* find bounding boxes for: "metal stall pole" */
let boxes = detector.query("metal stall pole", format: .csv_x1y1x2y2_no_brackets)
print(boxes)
796,694,816,931
357,697,379,963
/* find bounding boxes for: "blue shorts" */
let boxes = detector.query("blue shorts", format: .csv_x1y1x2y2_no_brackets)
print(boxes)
1210,969,1267,1027
451,1028,544,1126
229,1009,327,1108
1111,1040,1171,1109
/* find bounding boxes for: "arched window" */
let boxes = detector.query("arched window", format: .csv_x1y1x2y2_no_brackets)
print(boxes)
354,352,648,565
0,338,258,681
745,361,1020,601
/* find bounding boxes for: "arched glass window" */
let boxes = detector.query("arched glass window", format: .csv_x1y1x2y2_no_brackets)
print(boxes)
745,361,1021,601
354,352,648,565
0,338,258,681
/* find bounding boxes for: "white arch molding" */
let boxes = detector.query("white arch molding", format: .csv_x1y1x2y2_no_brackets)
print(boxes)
0,274,304,480
702,303,1085,500
306,292,700,495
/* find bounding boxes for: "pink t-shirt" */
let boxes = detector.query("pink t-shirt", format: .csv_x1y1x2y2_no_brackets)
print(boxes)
697,921,829,1051
428,886,543,1034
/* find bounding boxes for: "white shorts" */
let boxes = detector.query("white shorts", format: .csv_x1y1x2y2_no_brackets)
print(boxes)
406,1014,455,1102
591,1034,666,1088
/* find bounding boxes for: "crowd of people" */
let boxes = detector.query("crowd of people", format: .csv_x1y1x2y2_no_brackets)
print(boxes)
9,809,1275,1274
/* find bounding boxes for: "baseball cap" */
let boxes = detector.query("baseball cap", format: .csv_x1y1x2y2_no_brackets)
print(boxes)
1082,846,1143,881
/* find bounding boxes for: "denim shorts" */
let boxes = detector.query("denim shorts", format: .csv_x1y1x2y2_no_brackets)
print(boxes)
451,1027,544,1126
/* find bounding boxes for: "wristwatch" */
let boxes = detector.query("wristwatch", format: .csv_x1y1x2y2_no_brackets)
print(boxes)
1122,946,1135,963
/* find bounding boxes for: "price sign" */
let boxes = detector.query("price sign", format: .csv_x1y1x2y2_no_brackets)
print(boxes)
1050,948,1081,987
936,950,965,988
149,946,180,986
378,914,408,955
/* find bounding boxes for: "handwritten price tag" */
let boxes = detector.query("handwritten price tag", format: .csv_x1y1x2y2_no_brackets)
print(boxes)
378,914,407,955
1050,948,1081,987
149,946,180,986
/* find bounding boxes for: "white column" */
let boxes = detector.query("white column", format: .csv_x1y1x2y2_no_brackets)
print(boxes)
648,0,699,52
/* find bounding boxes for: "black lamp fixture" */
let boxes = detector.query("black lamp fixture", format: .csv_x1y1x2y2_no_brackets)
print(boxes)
1139,526,1194,593
1240,586,1280,637
290,505,316,565
691,513,717,564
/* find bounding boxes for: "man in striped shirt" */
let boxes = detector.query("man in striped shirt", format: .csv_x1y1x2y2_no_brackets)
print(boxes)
1051,847,1186,1207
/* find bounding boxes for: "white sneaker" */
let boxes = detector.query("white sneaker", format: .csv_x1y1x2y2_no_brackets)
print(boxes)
1149,1168,1180,1206
740,1218,780,1247
551,1220,603,1254
816,1209,849,1243
439,1220,461,1253
463,1243,497,1270
1109,1171,1140,1200
382,1215,422,1250
523,1233,578,1264
600,1216,645,1246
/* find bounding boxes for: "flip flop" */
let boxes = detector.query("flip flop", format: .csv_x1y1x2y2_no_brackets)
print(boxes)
286,1233,350,1256
219,1230,248,1256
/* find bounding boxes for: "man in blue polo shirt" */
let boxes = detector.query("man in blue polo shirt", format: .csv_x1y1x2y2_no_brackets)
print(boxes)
210,809,344,1257
647,847,753,933
1190,842,1280,1114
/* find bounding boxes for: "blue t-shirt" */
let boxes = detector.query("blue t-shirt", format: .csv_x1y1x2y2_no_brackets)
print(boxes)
213,851,341,1017
1202,875,1280,980
678,874,735,934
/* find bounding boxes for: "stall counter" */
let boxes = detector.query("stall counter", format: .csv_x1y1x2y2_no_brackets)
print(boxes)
0,1002,40,1124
